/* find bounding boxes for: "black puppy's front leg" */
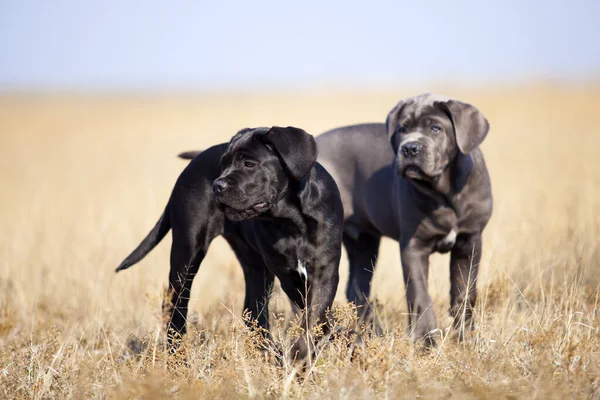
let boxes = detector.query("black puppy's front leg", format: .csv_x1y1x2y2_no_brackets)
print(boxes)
283,261,340,363
306,261,340,339
400,240,438,347
227,237,275,336
241,262,275,335
449,233,482,338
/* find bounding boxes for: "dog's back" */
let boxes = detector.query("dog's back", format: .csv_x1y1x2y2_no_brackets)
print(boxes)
317,123,399,240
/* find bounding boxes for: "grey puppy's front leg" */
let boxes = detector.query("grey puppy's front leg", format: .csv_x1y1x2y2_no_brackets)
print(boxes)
449,233,482,338
400,240,438,347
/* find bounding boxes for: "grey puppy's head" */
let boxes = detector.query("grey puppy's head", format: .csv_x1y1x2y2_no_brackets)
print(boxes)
386,94,490,181
213,126,318,221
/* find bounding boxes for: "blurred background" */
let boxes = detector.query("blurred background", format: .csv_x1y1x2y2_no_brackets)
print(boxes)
1,0,599,355
2,0,599,91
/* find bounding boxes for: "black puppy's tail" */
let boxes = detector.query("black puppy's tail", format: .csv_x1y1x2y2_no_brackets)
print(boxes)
115,203,171,272
178,150,202,160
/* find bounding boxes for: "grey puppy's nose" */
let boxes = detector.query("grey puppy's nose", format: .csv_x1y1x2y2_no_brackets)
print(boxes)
213,179,229,193
401,142,423,157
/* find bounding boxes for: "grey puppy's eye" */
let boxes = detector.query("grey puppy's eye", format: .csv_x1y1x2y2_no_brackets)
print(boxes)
431,125,441,133
397,125,407,134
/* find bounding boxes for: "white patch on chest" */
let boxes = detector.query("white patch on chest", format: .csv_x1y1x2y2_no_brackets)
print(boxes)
439,229,457,249
296,259,308,280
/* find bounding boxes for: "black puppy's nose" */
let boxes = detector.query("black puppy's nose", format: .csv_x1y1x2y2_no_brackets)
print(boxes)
401,142,423,158
213,179,229,193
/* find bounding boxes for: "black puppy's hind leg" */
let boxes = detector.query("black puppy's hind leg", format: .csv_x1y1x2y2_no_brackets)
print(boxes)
344,232,382,334
164,237,207,352
241,263,275,339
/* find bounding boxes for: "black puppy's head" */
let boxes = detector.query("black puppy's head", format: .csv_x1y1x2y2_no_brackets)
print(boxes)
213,126,318,221
386,94,489,181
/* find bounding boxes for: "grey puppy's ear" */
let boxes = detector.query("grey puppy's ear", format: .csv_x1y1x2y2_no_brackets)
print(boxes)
440,100,490,154
385,100,407,151
257,126,318,180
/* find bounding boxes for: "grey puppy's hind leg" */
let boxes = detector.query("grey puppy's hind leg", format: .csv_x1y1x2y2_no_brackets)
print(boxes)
343,232,383,334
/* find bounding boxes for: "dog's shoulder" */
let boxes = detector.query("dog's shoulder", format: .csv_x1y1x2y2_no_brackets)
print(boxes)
304,162,344,220
312,161,338,189
318,123,387,152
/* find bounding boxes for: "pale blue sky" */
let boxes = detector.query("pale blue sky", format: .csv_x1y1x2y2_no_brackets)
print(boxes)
1,0,599,90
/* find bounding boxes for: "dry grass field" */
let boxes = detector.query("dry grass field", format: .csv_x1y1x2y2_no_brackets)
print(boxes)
1,84,599,398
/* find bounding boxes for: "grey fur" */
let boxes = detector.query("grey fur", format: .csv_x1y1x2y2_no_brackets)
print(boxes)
317,94,492,346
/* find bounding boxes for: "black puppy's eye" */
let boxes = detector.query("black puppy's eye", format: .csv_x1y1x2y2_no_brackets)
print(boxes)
244,160,257,168
431,125,442,133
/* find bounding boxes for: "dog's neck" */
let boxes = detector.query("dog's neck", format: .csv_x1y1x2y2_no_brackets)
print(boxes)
438,151,473,196
262,175,311,235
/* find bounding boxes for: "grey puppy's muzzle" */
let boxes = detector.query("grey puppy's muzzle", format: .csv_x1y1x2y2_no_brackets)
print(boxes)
400,141,423,158
397,134,439,179
397,143,430,179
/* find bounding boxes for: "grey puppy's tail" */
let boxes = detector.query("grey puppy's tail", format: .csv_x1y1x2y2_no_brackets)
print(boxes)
115,203,171,272
178,150,202,160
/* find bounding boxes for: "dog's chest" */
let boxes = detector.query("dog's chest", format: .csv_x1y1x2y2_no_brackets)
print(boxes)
295,259,308,280
436,228,457,253
256,228,314,278
428,206,458,253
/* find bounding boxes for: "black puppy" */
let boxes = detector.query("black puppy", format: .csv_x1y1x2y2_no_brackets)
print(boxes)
116,126,344,362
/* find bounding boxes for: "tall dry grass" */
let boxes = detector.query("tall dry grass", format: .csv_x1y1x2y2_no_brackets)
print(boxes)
0,85,599,398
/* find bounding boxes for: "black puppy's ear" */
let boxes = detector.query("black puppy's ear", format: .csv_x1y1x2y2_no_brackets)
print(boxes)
385,100,407,152
440,100,490,154
258,126,318,180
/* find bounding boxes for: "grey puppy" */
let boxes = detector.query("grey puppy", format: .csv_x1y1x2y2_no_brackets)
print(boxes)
317,94,492,345
179,94,492,346
118,126,344,361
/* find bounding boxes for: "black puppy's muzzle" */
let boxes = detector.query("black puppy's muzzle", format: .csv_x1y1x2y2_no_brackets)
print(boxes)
212,177,239,211
401,141,423,158
213,177,231,194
